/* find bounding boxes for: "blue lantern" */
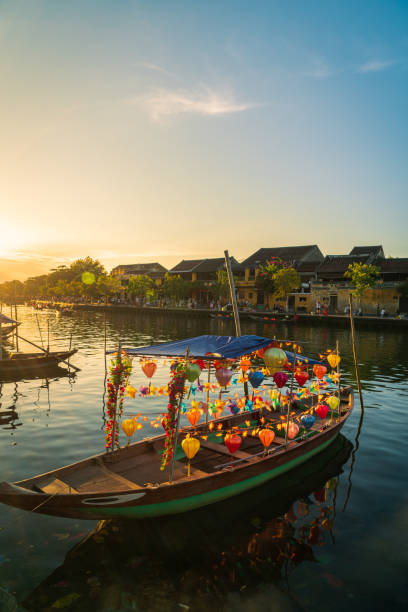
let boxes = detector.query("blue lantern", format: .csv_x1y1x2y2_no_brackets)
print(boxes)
248,371,264,388
300,414,315,430
226,399,239,415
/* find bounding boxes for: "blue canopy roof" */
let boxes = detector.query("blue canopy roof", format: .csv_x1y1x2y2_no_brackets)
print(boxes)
119,335,321,364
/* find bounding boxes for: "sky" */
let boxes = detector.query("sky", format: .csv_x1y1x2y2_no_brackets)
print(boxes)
0,0,407,281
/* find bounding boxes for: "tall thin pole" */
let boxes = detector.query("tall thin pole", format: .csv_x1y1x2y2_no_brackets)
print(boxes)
224,250,241,336
285,345,297,445
224,250,249,401
169,347,190,482
205,361,211,429
336,340,341,419
14,283,19,352
348,295,364,410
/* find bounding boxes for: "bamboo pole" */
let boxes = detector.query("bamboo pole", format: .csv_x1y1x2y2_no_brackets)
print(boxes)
35,314,44,349
224,250,249,401
336,340,341,420
14,294,19,353
285,345,297,445
205,360,210,429
169,347,190,482
348,295,364,410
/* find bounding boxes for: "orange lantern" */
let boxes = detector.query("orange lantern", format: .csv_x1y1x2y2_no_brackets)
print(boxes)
142,361,157,378
187,408,201,427
259,429,275,449
313,364,327,380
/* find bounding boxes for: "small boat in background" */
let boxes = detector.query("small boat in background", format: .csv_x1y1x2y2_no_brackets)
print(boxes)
0,349,78,379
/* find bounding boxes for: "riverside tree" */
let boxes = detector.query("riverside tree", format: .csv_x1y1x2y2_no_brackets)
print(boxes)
344,262,380,309
256,258,300,310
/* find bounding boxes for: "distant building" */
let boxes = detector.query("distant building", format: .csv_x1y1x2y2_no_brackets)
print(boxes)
168,257,244,303
310,246,408,315
111,263,167,286
237,245,324,308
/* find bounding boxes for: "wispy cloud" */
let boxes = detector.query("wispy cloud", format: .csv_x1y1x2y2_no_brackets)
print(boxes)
136,87,258,121
137,62,175,78
358,60,395,73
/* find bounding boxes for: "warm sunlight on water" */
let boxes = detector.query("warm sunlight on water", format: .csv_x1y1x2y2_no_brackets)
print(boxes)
0,306,407,611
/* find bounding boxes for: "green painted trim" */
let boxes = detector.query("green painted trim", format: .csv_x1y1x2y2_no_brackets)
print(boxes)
81,435,336,519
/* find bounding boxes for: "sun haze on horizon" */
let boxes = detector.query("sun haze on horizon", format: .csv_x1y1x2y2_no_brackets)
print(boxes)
0,0,407,282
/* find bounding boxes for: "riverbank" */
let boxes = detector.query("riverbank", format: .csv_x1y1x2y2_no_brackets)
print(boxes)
28,301,408,329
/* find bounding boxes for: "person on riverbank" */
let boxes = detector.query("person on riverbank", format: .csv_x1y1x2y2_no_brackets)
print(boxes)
316,301,321,315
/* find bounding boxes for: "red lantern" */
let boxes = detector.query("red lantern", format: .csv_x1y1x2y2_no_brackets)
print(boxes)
315,404,329,419
295,371,309,387
224,433,242,455
313,365,327,380
273,371,288,389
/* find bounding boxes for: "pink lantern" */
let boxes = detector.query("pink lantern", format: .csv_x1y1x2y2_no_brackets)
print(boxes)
215,367,233,387
287,422,299,439
273,371,288,389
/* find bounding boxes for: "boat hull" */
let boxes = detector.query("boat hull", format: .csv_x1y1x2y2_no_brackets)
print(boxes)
0,416,349,520
0,349,77,375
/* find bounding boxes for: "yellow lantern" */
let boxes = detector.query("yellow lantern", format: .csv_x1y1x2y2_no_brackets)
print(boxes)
121,419,137,442
181,435,200,477
327,395,340,412
327,354,341,369
263,348,287,374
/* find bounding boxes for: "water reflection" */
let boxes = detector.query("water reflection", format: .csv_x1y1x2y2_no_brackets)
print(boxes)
24,435,352,611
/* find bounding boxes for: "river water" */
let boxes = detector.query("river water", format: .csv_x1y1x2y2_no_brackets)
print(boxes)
0,306,407,611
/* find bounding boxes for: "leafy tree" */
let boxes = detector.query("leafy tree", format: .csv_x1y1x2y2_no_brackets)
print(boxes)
255,258,300,310
213,270,232,301
162,274,190,303
344,263,380,308
96,275,121,299
127,275,155,302
273,267,301,310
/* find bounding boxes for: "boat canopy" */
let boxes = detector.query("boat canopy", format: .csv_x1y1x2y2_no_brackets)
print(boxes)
116,335,322,364
0,313,18,325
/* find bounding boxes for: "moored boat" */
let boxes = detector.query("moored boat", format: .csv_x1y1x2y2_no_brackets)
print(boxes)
0,349,77,376
0,332,353,521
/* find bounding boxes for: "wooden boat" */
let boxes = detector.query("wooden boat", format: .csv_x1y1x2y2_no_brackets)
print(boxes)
0,385,353,520
0,324,18,339
248,314,296,323
210,313,234,321
0,349,77,376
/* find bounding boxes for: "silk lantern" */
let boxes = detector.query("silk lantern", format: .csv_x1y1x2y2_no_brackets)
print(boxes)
300,414,315,430
259,429,275,449
327,395,340,412
263,348,287,374
181,435,200,477
313,365,327,380
224,433,242,456
286,422,299,439
295,371,309,387
187,408,201,427
142,361,157,378
273,371,288,389
248,370,264,388
121,419,137,439
327,354,341,369
315,403,329,419
185,363,201,383
215,367,233,388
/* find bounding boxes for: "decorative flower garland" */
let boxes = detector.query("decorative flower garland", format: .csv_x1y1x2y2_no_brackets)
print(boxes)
105,352,132,451
160,362,186,470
